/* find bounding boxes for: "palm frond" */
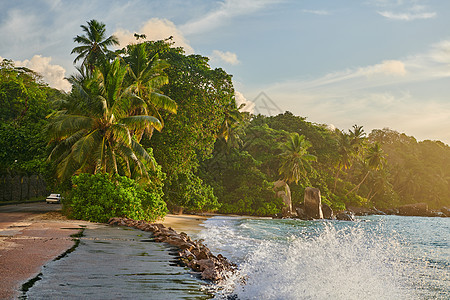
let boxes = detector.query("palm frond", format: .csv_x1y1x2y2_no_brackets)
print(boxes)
149,92,177,114
120,115,162,132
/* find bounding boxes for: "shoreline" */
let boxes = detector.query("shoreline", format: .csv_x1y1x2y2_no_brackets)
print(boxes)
0,203,214,299
161,214,210,235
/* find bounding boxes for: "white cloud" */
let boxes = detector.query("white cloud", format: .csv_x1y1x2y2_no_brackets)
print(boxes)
235,91,254,113
373,0,436,21
302,9,330,16
210,50,240,65
180,0,280,35
361,60,407,76
14,55,71,91
377,10,436,21
114,18,194,53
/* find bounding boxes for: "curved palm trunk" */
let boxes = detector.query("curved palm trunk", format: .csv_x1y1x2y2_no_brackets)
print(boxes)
345,171,370,196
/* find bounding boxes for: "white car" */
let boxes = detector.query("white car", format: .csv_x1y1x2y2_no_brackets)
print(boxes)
46,193,62,204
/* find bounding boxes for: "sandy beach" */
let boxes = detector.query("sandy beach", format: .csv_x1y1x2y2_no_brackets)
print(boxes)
0,202,210,299
161,213,210,234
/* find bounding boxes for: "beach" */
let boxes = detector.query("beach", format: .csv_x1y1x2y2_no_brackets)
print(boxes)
0,202,209,299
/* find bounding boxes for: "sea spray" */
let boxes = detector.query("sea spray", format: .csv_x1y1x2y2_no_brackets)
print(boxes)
198,217,438,299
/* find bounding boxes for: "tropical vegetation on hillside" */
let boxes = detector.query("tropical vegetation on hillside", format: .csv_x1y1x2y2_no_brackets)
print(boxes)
1,19,449,221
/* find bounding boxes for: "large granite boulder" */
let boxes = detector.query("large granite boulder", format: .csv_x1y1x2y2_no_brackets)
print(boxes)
398,203,429,216
304,187,323,219
274,180,292,217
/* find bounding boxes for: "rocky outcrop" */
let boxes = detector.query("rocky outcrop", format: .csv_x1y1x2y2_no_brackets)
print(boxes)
321,203,334,219
336,211,355,221
347,206,386,216
397,203,429,216
304,187,323,219
441,207,450,217
274,180,292,217
108,218,237,282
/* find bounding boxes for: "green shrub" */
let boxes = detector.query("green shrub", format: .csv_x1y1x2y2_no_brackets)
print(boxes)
68,173,167,223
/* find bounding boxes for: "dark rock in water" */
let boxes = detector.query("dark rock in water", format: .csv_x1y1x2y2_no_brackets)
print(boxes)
347,206,371,216
336,212,355,221
304,187,323,219
382,208,399,215
398,203,429,216
321,203,334,219
428,210,446,217
370,208,386,215
441,207,450,217
107,217,237,283
272,213,283,219
295,206,306,219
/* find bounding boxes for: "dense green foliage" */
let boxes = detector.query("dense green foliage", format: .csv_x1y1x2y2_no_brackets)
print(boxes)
145,41,235,211
0,59,61,177
68,173,167,222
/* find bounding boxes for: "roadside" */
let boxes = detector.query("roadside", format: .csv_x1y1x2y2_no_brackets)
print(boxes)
0,202,99,300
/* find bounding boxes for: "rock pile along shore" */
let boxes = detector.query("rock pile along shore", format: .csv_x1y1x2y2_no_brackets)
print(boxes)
107,217,237,282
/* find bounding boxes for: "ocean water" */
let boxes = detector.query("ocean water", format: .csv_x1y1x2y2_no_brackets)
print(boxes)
197,215,449,299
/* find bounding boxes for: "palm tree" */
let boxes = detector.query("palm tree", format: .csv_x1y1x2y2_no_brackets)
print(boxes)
47,58,161,182
123,42,177,140
278,132,317,184
333,129,353,191
71,19,119,70
349,124,366,153
345,142,386,196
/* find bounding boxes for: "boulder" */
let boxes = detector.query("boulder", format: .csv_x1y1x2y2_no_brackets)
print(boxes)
370,208,386,215
440,207,450,217
382,208,399,215
274,180,292,217
428,210,446,217
304,187,323,219
347,206,372,216
336,211,355,221
321,203,334,219
398,203,429,216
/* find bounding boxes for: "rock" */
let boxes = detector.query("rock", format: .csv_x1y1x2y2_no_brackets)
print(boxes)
321,203,334,219
398,203,429,216
197,259,215,272
274,180,292,217
370,208,386,215
201,267,221,281
441,207,450,217
108,217,237,283
428,211,446,217
336,211,355,221
347,206,371,216
304,187,323,219
295,206,307,219
382,208,399,215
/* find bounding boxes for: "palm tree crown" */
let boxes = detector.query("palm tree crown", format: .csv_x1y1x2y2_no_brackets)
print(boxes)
71,19,119,69
278,132,317,184
48,58,161,182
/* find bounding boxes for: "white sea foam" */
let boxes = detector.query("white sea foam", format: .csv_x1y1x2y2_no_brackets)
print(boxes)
199,217,433,300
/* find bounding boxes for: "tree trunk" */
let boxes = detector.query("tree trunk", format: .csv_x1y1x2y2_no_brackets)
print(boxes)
345,171,370,196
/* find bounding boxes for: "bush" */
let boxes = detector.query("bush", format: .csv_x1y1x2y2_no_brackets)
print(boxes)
67,173,167,223
165,171,220,212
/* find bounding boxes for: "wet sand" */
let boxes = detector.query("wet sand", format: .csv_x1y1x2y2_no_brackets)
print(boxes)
0,203,98,299
0,203,210,299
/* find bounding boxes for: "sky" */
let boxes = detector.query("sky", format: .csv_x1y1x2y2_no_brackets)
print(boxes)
1,0,450,144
